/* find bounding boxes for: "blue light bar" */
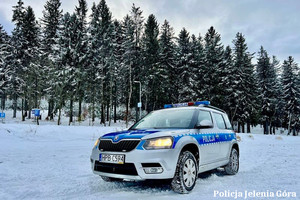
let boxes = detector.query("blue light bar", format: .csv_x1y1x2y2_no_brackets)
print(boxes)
164,101,210,108
173,103,188,107
164,104,173,108
194,101,210,106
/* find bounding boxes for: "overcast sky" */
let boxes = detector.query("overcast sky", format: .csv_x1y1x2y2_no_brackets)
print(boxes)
0,0,299,64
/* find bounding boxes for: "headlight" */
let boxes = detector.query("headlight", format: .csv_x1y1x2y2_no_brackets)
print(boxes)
143,137,173,150
94,138,100,148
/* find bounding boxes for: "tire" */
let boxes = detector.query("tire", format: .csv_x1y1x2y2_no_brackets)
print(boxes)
171,151,198,194
101,176,123,182
224,148,239,175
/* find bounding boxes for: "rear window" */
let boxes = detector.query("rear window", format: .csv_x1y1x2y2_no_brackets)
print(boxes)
197,110,213,124
223,114,233,130
213,112,226,129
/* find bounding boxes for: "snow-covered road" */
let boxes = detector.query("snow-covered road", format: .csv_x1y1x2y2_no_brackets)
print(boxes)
0,124,299,200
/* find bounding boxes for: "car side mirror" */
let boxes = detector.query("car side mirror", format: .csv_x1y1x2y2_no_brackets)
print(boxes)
195,120,213,129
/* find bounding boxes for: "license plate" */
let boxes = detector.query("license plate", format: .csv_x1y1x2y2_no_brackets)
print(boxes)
99,154,125,164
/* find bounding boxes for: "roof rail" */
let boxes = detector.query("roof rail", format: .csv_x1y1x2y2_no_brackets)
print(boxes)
199,104,226,113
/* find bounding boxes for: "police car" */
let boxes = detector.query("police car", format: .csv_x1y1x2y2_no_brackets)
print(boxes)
90,101,239,194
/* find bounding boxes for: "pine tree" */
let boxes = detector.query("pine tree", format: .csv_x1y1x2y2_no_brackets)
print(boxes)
203,26,224,107
158,20,176,104
281,56,300,135
111,20,125,123
122,14,135,127
256,46,278,134
142,14,160,111
222,45,235,116
22,6,41,119
190,34,205,100
97,0,113,125
232,33,257,132
54,12,73,125
10,0,26,118
41,0,63,120
75,0,88,121
0,25,10,110
86,2,101,123
55,12,81,125
270,56,283,133
176,28,193,102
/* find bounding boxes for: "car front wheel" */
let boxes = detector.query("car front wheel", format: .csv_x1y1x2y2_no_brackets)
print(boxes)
171,151,198,194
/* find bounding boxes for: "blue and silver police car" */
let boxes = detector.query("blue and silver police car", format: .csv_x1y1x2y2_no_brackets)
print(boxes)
90,101,239,193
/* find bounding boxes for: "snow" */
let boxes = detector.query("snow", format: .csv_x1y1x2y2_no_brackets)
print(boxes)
0,122,299,199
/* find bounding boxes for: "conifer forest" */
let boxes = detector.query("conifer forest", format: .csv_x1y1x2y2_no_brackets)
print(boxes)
0,0,299,135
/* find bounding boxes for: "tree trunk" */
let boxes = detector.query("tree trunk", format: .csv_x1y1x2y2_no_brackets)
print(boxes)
264,120,269,135
100,104,105,124
35,76,38,108
48,98,54,120
69,98,73,125
114,91,117,123
78,97,82,122
108,84,113,126
247,123,251,133
106,102,109,122
58,107,61,125
92,97,95,123
126,63,133,128
48,99,51,120
113,81,117,123
57,95,63,125
1,92,5,110
241,123,245,133
21,98,25,121
237,122,241,133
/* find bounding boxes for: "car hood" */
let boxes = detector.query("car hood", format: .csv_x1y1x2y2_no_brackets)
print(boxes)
101,129,189,142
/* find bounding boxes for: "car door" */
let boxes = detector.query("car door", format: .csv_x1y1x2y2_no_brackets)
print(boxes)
212,112,231,160
196,110,220,165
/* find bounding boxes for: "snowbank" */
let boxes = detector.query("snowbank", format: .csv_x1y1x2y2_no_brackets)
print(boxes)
0,124,299,200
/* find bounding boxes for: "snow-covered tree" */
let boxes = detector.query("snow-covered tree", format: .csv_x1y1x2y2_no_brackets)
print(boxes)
176,28,193,102
281,56,300,135
203,26,224,107
41,0,63,120
232,32,258,132
142,14,160,111
222,45,235,116
158,20,176,104
74,0,88,121
0,25,10,110
21,6,41,119
256,46,279,134
122,14,135,127
190,34,205,100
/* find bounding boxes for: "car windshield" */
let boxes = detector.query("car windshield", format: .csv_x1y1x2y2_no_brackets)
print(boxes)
130,109,196,130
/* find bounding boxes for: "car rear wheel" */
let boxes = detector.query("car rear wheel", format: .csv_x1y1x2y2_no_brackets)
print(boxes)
224,148,239,175
171,151,198,194
101,176,123,182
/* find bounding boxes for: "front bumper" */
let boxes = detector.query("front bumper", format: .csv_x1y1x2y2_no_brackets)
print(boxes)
90,146,179,180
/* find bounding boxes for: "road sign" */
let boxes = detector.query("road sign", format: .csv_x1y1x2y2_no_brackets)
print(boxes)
137,102,142,108
32,109,40,117
0,112,5,118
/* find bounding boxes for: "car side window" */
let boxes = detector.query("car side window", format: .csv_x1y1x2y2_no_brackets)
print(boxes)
223,114,233,130
213,112,226,129
197,110,213,124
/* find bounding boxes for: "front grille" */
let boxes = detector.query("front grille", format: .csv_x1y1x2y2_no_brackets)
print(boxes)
99,139,140,152
94,161,138,175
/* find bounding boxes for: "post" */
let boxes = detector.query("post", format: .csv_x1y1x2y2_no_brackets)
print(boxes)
134,81,142,120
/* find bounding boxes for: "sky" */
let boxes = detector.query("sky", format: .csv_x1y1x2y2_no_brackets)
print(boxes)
0,0,300,64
